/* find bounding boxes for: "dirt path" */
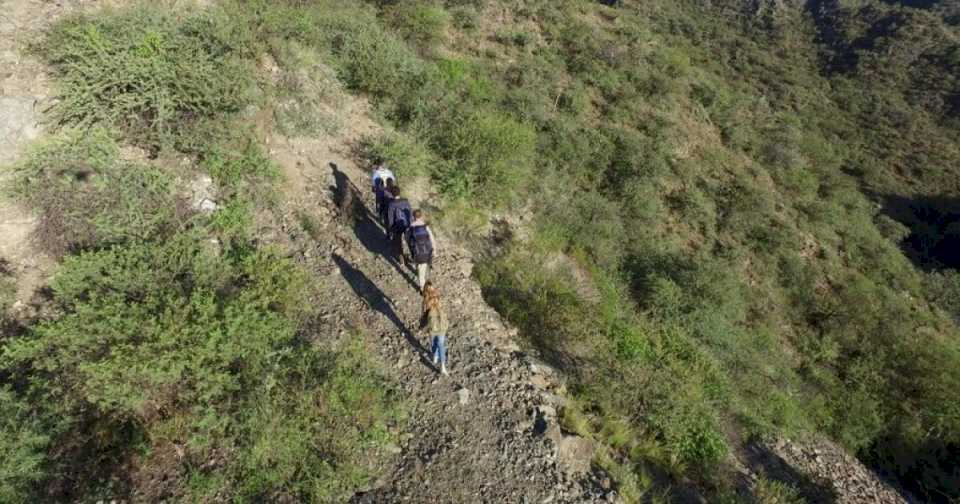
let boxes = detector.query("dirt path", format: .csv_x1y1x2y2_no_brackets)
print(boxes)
260,132,616,502
0,0,87,310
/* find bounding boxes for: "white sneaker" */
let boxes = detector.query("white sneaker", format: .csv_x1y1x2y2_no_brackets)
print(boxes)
441,364,448,376
432,355,439,365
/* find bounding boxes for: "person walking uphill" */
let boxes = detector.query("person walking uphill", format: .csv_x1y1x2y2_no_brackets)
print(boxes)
371,162,395,221
386,186,412,265
406,209,437,292
421,282,450,376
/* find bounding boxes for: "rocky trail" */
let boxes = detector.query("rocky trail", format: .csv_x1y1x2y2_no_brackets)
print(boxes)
260,147,616,503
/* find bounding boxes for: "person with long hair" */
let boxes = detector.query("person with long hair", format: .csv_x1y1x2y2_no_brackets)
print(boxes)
421,282,449,375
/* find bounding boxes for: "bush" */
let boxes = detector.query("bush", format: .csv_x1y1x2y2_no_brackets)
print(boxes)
10,129,186,257
0,230,401,500
428,108,536,204
360,132,441,179
230,342,402,501
925,269,960,321
272,43,346,138
327,16,429,104
2,234,298,417
0,262,14,316
41,6,256,152
754,477,806,504
201,137,280,200
383,1,451,51
0,387,57,503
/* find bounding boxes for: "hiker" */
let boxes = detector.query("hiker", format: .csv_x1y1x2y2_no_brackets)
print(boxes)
406,209,437,291
385,186,412,264
371,162,395,218
379,178,397,227
421,282,449,375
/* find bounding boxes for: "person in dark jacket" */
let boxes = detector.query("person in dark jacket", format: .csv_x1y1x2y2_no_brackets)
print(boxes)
379,178,397,228
385,186,412,265
406,210,437,291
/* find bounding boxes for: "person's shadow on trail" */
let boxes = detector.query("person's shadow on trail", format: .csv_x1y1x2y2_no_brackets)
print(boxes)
329,162,418,290
333,253,431,363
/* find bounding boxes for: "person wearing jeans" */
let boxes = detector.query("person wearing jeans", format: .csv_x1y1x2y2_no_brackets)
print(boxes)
421,282,449,375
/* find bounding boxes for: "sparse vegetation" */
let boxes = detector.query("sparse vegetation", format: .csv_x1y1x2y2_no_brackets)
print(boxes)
10,128,186,257
3,0,960,501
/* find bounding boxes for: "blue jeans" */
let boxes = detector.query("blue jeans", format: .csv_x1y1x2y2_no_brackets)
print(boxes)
431,335,447,365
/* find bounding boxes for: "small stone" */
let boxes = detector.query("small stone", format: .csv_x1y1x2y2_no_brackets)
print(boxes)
457,388,470,405
530,374,550,390
557,435,595,475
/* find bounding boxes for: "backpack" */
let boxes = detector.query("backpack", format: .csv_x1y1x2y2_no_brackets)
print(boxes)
390,199,412,232
408,225,434,263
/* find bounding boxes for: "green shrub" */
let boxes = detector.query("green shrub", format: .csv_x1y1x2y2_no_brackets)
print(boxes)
0,387,57,503
41,6,256,152
384,1,451,51
272,43,346,138
328,16,429,104
231,342,401,501
925,269,960,321
201,138,280,200
754,477,806,504
0,264,14,316
669,412,728,467
0,229,401,500
449,5,480,30
2,234,300,418
209,199,254,243
428,108,536,204
10,129,184,257
360,132,441,179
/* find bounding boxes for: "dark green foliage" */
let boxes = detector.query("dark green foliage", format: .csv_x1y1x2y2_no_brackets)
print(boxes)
1,232,401,501
0,387,58,503
40,6,256,152
360,132,441,179
3,235,303,418
426,108,536,203
0,263,15,316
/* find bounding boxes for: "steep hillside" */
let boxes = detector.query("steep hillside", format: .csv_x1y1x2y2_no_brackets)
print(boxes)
2,0,960,502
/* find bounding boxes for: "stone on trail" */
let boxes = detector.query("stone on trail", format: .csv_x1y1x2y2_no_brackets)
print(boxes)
0,96,40,166
557,435,595,475
530,374,550,390
457,387,470,405
189,175,218,212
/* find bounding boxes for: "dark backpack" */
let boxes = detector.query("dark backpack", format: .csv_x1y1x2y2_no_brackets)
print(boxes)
408,225,434,263
390,199,412,232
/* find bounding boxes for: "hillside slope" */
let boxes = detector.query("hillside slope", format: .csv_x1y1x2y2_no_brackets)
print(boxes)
1,0,959,502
